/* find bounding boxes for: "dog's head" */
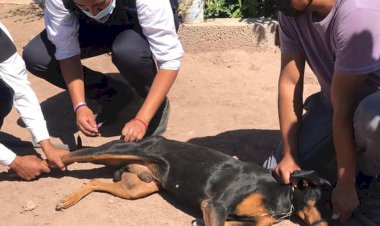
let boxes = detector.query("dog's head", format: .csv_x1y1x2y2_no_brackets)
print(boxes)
290,170,331,225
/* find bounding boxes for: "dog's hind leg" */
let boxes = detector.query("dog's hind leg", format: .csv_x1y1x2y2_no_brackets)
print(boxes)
56,172,159,210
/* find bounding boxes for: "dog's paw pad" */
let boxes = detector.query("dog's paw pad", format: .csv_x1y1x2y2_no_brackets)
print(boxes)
56,198,71,211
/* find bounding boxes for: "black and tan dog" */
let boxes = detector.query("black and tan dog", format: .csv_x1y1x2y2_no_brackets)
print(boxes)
57,136,330,226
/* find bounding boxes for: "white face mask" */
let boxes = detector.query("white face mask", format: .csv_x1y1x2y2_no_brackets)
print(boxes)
80,0,116,23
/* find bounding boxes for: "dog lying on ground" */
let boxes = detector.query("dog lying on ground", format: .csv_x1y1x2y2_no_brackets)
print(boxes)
57,136,330,226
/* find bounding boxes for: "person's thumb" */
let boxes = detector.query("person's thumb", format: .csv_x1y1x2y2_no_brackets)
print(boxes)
331,201,340,220
57,161,66,171
40,160,51,173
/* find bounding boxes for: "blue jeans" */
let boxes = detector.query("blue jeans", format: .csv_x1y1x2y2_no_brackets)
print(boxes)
263,91,380,179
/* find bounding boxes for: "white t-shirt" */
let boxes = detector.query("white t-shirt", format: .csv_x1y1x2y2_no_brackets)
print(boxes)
44,0,184,70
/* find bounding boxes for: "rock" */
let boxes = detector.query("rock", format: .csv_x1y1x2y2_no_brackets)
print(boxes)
21,200,38,213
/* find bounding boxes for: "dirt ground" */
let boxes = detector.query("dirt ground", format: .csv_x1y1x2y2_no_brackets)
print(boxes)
0,3,320,226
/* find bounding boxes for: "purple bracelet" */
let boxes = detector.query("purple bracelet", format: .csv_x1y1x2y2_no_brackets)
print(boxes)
74,102,87,113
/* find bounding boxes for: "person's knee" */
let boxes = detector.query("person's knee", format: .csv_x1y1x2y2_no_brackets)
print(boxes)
22,40,44,75
111,32,153,70
354,92,380,148
0,81,14,127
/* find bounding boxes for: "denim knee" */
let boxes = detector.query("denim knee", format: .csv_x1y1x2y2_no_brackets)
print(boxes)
354,91,380,176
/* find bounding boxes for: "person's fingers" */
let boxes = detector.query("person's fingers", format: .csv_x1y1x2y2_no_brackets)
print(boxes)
81,120,98,134
331,198,340,220
339,210,351,223
136,132,144,141
54,159,66,171
126,128,135,142
282,172,291,184
78,121,98,137
40,161,51,173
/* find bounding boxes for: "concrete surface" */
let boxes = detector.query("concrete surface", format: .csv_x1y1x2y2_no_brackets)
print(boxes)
179,18,278,53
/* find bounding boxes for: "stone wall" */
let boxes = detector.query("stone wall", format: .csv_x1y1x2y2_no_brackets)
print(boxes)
178,18,279,53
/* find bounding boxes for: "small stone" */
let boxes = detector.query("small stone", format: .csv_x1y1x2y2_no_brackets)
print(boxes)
21,200,38,212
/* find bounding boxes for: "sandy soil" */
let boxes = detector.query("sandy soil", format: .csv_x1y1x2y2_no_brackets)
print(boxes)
0,3,320,226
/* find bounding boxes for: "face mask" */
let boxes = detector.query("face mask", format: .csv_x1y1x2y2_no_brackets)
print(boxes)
80,0,116,23
272,0,313,17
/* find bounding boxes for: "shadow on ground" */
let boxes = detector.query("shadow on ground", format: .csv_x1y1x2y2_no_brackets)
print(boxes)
15,73,141,149
187,129,280,164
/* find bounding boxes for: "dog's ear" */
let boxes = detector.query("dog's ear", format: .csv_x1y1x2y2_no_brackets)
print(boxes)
290,170,332,188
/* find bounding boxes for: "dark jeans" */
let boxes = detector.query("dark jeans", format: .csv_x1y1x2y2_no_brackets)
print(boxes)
22,22,156,98
0,79,14,128
263,90,380,181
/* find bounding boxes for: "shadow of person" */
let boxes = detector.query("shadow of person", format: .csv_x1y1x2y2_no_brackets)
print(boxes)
17,90,79,149
187,129,280,165
0,132,42,157
15,72,142,148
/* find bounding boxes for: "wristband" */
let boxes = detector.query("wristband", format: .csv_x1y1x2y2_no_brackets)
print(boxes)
74,102,87,113
134,118,148,130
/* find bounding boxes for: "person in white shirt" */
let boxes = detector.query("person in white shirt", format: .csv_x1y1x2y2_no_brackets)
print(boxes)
0,23,69,181
23,0,184,142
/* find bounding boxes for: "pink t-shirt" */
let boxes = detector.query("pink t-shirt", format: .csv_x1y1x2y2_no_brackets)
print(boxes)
279,0,380,104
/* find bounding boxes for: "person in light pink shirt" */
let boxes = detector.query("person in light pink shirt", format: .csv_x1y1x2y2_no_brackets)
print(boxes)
264,0,380,224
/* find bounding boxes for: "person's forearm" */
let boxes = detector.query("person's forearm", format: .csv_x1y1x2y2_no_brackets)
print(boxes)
278,77,303,159
136,69,178,124
333,112,357,185
59,55,85,107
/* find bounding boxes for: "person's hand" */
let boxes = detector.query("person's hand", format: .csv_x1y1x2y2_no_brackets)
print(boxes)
121,119,147,142
274,155,301,184
9,155,50,181
40,140,70,170
76,106,99,137
332,182,359,223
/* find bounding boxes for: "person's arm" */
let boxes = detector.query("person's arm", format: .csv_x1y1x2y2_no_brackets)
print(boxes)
59,56,99,137
122,69,177,141
331,72,366,223
274,51,306,184
1,142,50,181
122,0,183,141
45,0,98,137
0,41,68,170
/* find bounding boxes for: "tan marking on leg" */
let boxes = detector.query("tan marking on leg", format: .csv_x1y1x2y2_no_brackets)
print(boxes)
200,199,227,226
297,199,326,226
235,193,269,217
255,215,274,226
224,220,256,226
200,199,212,226
56,172,159,210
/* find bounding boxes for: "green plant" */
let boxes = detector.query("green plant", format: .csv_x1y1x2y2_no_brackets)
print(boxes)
204,0,275,19
204,0,241,18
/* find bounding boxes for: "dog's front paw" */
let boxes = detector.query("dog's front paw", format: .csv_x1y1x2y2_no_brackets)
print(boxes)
55,195,77,211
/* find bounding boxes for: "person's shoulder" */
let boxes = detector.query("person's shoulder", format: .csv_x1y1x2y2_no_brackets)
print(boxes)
337,0,380,19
